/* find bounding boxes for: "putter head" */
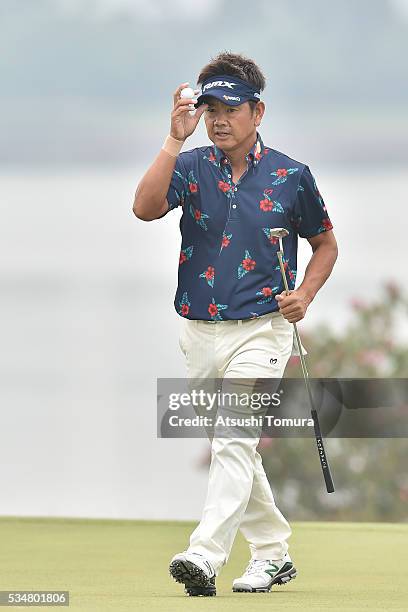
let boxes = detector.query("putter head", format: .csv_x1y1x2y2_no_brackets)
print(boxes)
270,227,289,252
269,227,289,238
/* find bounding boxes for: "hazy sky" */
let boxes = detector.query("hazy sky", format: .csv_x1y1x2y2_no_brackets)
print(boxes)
2,0,407,166
54,0,219,21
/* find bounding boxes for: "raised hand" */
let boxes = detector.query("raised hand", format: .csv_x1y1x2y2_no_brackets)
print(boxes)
170,82,208,142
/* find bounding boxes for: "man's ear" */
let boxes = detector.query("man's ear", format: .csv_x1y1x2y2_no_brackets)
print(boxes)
255,101,265,126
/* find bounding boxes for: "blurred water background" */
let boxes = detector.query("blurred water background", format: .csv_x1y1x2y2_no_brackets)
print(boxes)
1,0,407,521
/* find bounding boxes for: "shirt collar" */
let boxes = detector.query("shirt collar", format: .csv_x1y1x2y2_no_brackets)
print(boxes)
213,131,265,168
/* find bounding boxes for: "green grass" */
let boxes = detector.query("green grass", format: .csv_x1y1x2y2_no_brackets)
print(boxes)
0,517,407,611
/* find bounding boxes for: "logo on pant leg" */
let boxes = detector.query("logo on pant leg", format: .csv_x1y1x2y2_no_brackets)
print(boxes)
270,357,278,365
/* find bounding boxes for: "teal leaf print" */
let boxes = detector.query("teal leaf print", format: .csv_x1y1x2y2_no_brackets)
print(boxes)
208,297,228,321
173,169,199,201
179,245,194,265
187,170,199,195
259,188,284,213
317,219,333,233
262,227,280,246
178,291,191,317
189,203,209,231
199,265,215,288
220,231,232,253
203,148,221,170
256,286,280,304
217,179,234,198
270,167,299,185
238,249,256,279
274,257,297,287
272,201,284,213
174,188,186,207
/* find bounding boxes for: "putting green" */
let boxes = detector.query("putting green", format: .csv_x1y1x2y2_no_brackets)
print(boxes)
0,518,406,611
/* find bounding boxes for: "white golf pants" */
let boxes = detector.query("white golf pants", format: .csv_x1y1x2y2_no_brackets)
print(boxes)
178,311,301,575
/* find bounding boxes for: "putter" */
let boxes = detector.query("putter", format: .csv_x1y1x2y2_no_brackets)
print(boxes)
270,227,335,493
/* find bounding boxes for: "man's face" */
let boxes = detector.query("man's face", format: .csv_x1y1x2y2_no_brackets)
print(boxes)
203,96,264,151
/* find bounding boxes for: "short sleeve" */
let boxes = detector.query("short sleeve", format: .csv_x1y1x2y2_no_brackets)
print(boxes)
290,165,333,238
163,154,189,216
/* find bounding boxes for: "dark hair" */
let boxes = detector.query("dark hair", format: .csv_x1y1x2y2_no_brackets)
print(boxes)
197,51,266,112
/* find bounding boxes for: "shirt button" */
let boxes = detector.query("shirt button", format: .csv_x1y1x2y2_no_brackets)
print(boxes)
227,173,231,178
232,204,237,209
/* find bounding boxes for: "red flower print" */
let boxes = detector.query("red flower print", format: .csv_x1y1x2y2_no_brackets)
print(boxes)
209,151,216,162
261,287,273,297
264,148,270,154
322,218,333,230
242,257,256,271
264,188,273,195
269,236,279,245
260,198,273,211
208,303,218,316
179,252,187,264
276,168,288,177
189,183,198,193
222,236,230,247
254,151,262,160
218,180,231,193
205,266,215,280
181,304,189,316
194,209,201,220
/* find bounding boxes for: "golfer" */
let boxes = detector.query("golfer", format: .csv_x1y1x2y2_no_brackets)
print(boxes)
133,51,338,596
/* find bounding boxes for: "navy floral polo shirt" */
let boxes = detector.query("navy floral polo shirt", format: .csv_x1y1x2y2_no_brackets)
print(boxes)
163,131,333,321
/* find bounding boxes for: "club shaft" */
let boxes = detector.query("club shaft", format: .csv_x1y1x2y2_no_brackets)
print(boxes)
276,249,335,493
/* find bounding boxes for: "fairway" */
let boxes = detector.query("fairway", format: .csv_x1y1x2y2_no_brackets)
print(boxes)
0,518,406,611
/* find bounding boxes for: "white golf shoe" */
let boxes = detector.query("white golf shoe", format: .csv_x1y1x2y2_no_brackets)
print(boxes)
232,552,297,592
169,551,216,596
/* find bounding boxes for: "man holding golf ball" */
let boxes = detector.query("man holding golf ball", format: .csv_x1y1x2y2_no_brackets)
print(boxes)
133,52,338,596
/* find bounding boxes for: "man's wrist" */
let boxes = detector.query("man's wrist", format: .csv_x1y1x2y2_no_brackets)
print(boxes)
297,285,315,305
162,134,185,157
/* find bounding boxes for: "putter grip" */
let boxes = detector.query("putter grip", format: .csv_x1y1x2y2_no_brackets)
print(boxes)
277,251,290,293
311,409,335,493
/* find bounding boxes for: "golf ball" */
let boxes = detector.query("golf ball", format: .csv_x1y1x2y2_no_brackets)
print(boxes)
180,86,197,115
180,87,195,99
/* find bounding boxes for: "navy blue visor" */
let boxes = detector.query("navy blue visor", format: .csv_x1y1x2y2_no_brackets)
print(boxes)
195,74,261,108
